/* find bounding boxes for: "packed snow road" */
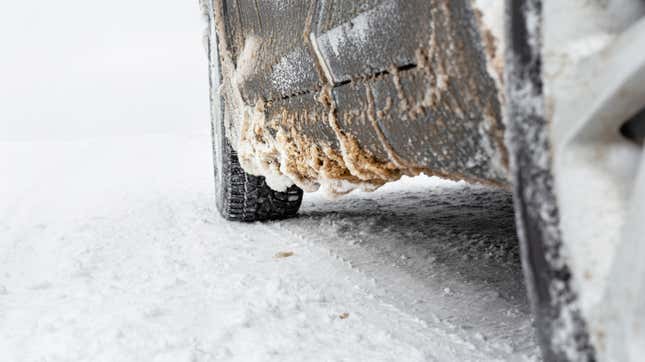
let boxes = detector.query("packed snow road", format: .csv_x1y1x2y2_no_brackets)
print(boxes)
0,134,539,361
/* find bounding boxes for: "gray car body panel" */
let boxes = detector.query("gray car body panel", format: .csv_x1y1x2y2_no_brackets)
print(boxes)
213,0,509,193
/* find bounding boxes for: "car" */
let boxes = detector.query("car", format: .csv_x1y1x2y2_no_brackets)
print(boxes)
200,0,645,360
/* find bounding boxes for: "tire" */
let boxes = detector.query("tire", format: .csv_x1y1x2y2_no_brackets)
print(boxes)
206,8,303,223
213,122,303,222
505,1,596,360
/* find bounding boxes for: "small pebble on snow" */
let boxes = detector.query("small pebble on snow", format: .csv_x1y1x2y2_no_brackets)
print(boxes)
339,312,350,320
274,251,294,259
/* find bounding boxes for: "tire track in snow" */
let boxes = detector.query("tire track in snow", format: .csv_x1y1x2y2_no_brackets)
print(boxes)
268,179,540,360
255,222,492,361
252,222,494,361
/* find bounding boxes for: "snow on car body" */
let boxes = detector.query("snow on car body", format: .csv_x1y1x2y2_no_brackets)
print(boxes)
211,0,509,195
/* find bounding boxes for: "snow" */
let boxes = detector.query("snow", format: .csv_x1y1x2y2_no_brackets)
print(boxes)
0,0,208,142
322,2,393,58
0,134,540,361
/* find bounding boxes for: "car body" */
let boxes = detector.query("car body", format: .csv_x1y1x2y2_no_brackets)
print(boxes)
209,0,509,195
201,0,645,360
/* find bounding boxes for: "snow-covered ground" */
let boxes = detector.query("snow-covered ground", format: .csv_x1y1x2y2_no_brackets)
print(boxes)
0,134,540,361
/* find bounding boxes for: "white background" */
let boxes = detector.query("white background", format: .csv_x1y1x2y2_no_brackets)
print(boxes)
0,0,209,141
